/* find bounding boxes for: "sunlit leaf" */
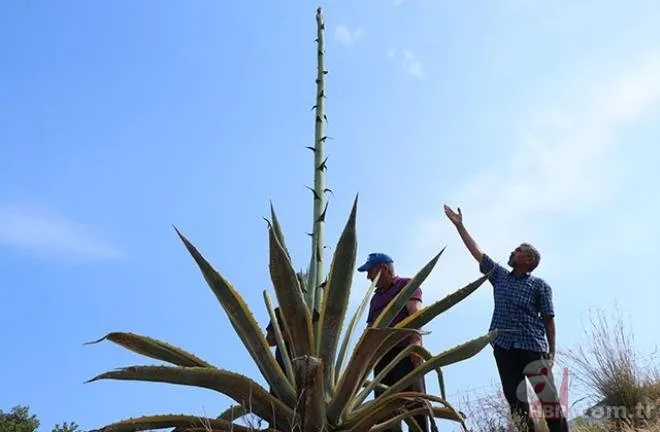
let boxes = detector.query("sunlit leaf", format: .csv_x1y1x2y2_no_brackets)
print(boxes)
395,273,490,330
268,226,314,359
174,227,295,405
88,414,254,432
317,195,358,392
83,332,213,368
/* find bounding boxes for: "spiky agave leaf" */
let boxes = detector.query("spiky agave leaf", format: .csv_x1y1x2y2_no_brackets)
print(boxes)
342,392,464,432
326,328,421,424
316,195,358,392
173,227,295,405
263,289,295,384
334,269,381,379
368,404,466,432
365,330,498,405
269,201,291,261
351,344,446,410
369,247,446,329
88,414,255,432
268,226,314,359
170,404,250,432
394,273,490,330
85,365,293,429
83,332,214,368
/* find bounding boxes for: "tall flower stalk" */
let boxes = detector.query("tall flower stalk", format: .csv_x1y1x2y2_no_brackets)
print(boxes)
306,7,329,320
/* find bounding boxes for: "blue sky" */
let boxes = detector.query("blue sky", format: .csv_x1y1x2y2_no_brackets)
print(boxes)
2,0,659,430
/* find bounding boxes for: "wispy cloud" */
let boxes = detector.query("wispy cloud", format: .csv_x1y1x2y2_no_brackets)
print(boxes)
334,24,364,47
404,50,660,295
387,48,425,78
0,205,123,260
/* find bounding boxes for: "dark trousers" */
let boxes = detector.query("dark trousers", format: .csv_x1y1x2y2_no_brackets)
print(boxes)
493,346,569,432
374,345,429,432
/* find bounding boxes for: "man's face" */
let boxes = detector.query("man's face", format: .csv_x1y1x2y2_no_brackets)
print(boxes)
508,245,532,269
367,264,391,287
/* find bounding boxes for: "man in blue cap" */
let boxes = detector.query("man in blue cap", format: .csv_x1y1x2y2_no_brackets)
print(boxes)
358,252,428,432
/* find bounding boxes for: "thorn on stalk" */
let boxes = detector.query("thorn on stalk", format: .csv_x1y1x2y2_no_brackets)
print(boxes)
317,156,328,172
316,202,329,223
305,146,316,152
320,136,333,142
323,188,334,196
311,104,317,110
316,115,322,123
306,186,321,200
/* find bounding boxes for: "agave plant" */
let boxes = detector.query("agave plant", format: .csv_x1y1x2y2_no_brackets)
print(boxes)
84,7,498,432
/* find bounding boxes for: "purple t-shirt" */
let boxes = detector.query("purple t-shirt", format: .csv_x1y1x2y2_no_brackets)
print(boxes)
366,276,422,327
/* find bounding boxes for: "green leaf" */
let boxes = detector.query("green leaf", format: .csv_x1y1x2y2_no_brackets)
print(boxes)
343,392,463,431
370,248,446,329
85,365,293,429
174,227,295,406
376,331,498,401
83,332,214,368
268,226,314,359
269,201,291,261
327,327,420,424
350,344,445,410
395,274,489,330
88,414,253,432
317,195,358,392
334,269,381,380
263,290,295,385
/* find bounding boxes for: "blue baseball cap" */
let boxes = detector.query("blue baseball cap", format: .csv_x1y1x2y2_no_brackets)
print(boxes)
357,253,394,272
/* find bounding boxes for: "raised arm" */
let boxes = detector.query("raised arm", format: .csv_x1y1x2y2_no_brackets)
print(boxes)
444,205,484,263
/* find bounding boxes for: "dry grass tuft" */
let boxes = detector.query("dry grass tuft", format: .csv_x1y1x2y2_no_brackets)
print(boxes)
564,306,659,431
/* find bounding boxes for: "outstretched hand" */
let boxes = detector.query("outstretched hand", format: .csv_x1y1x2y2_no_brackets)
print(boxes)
444,204,463,226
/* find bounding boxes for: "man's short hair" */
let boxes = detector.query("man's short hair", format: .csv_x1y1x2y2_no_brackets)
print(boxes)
521,243,541,270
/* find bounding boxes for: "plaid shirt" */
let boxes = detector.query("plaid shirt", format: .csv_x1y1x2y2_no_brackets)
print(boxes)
480,254,554,353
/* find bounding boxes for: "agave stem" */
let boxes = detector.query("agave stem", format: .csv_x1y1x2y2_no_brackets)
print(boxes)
306,6,328,317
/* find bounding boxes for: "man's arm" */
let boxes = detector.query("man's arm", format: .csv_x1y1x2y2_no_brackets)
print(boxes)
544,315,556,359
406,299,423,345
538,280,556,363
406,299,424,366
444,205,484,263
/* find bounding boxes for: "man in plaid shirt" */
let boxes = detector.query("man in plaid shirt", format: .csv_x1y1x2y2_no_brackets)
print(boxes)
444,205,569,432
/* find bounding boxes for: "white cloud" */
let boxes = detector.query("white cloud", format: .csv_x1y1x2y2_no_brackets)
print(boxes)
387,48,425,78
0,205,123,260
334,24,364,47
404,50,660,296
